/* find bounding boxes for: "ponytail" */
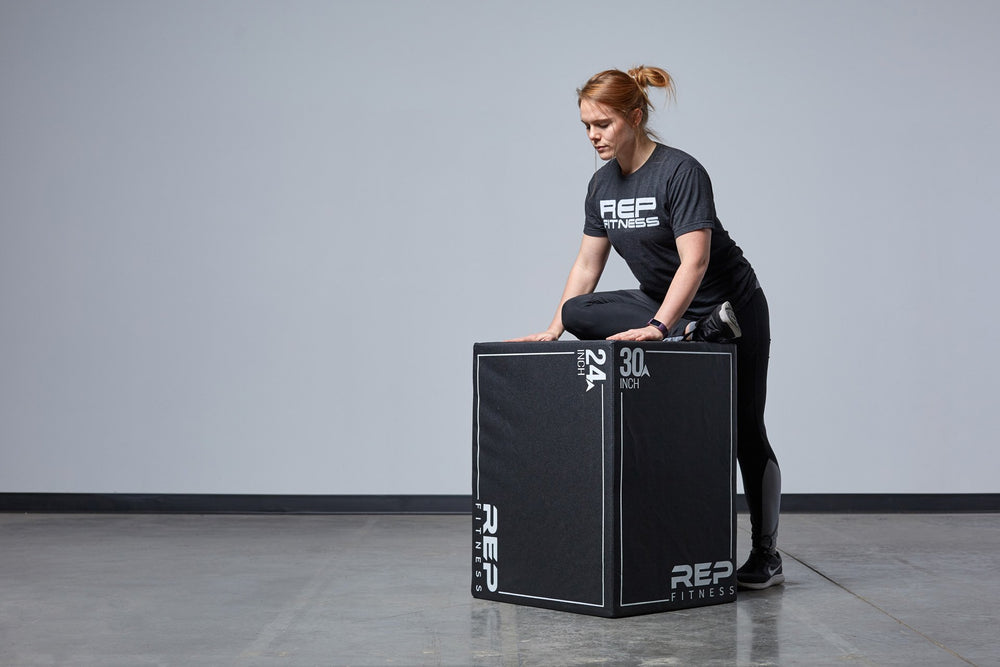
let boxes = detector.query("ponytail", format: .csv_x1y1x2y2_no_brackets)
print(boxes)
627,65,674,100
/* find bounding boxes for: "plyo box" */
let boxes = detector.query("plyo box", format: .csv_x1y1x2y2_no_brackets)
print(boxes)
472,340,737,617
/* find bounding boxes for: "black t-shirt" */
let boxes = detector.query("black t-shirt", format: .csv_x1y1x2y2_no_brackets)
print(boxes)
583,143,758,318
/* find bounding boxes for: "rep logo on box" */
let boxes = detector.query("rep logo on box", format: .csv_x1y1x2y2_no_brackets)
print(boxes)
669,561,735,601
474,503,499,593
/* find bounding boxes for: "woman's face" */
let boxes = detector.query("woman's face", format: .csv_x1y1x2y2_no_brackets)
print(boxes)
580,98,638,160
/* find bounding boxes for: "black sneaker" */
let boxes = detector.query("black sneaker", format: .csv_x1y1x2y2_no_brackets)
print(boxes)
737,548,784,590
688,301,742,342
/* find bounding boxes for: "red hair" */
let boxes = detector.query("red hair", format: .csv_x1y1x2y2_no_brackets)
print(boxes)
577,66,674,137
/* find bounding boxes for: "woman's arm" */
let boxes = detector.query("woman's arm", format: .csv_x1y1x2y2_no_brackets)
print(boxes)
607,228,711,341
508,234,612,341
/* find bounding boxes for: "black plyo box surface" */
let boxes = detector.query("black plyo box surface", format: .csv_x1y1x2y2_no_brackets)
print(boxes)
472,341,737,617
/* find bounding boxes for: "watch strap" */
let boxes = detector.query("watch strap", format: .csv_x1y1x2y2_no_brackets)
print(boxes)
646,318,668,334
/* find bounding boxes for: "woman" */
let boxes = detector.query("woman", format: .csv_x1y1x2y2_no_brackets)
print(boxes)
511,66,783,589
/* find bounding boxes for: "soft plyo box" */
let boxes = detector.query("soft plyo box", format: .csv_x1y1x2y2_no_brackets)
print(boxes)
472,340,737,617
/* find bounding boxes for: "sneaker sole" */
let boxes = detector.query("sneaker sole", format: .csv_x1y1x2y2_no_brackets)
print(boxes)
720,301,742,339
737,573,785,590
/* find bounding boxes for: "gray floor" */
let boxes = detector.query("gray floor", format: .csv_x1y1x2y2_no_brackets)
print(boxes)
1,513,997,666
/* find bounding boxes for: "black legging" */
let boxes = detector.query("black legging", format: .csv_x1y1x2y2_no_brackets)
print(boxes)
562,287,781,551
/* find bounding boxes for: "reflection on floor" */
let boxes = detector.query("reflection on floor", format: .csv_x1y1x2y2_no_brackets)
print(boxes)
1,513,996,666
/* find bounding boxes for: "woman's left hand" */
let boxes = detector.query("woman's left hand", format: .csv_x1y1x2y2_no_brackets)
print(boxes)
607,325,664,342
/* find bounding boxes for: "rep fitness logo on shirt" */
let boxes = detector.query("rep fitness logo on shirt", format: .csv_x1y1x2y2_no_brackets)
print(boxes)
600,197,660,229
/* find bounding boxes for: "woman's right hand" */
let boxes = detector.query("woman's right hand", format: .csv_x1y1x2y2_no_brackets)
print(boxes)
506,331,560,342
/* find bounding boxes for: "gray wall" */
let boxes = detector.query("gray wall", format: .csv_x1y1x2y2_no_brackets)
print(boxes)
2,1,998,495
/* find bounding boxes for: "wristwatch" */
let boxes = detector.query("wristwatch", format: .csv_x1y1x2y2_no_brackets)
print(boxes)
646,318,668,336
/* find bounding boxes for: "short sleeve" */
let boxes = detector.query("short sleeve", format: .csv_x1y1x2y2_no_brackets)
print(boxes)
667,164,718,237
583,174,608,237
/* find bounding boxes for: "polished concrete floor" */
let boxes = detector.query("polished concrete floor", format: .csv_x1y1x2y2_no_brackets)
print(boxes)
1,513,997,666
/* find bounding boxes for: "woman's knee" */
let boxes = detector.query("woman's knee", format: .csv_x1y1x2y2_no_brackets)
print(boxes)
561,295,594,338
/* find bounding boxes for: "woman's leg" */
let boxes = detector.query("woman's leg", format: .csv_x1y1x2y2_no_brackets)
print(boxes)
733,289,783,587
567,287,781,586
562,290,683,340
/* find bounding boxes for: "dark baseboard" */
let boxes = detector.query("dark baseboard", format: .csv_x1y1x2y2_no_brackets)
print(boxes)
1,493,999,514
0,494,471,514
766,493,1000,513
